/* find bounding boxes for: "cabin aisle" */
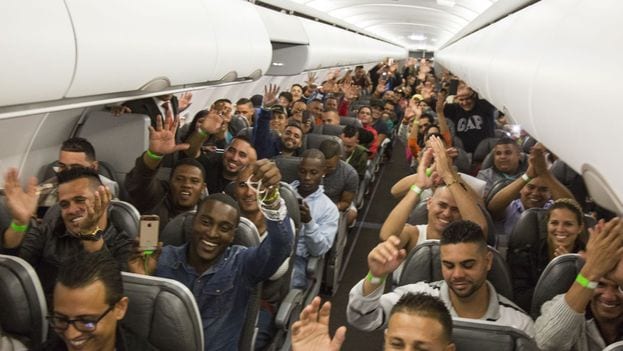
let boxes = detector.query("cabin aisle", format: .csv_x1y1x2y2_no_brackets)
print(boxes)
328,140,412,351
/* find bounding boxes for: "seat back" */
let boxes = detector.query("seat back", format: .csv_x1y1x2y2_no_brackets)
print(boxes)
603,341,623,351
302,133,340,151
473,137,500,164
274,156,302,184
485,178,514,207
453,148,471,174
0,196,10,234
452,318,539,351
0,254,48,348
530,253,582,319
121,272,203,351
42,200,140,239
279,182,301,230
232,217,260,248
398,241,514,300
339,116,362,128
320,124,345,136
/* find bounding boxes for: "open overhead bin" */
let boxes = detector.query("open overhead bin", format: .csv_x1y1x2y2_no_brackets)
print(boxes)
0,0,75,107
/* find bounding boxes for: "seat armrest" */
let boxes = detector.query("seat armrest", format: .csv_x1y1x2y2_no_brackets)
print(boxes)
275,289,304,328
306,256,322,276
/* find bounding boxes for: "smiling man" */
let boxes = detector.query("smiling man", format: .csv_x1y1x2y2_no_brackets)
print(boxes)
39,251,155,351
1,167,132,297
148,159,293,351
290,149,340,289
347,220,534,337
476,138,527,197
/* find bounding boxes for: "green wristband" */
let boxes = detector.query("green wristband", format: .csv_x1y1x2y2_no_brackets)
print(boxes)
146,149,164,160
10,221,28,233
426,167,432,177
575,273,598,289
366,271,386,285
410,184,422,195
197,126,208,137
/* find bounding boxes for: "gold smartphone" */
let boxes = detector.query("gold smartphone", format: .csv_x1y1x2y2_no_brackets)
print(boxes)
139,215,159,251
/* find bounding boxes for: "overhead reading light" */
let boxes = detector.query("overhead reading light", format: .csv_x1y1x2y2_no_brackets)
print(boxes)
408,34,427,41
436,0,456,7
272,62,285,67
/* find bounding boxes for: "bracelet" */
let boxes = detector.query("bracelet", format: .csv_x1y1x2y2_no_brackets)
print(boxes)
575,273,598,289
425,167,432,177
410,184,422,195
366,271,386,285
10,221,28,233
521,173,532,183
263,188,280,204
197,126,208,137
146,149,164,160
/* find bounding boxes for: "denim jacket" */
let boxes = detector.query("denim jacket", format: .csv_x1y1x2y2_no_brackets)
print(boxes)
155,214,293,351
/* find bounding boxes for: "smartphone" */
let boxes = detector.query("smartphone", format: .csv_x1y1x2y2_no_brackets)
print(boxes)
448,79,459,95
139,215,159,251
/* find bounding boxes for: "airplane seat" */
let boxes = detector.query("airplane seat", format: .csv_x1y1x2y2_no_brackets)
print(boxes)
42,200,140,239
407,201,496,248
355,163,373,210
521,136,538,154
473,137,500,165
0,254,48,349
452,136,464,151
0,197,10,235
302,133,340,152
121,272,203,351
159,210,195,246
603,341,623,351
238,127,254,139
550,160,589,208
398,241,514,300
452,318,539,351
278,182,301,230
320,124,345,137
494,129,511,138
274,156,302,184
530,254,582,319
321,212,348,296
339,117,362,128
453,148,471,174
485,178,515,207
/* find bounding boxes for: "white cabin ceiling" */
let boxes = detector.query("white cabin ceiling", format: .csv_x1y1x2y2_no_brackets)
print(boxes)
271,0,498,51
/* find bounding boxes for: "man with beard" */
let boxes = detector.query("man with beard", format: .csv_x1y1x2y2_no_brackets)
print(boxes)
347,220,534,336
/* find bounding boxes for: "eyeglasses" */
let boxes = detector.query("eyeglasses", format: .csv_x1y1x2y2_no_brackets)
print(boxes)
47,305,114,332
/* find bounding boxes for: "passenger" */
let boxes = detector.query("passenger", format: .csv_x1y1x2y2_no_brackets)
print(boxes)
269,105,288,136
291,149,340,289
254,85,304,159
142,160,293,351
292,292,455,351
291,101,308,122
39,251,155,351
308,99,324,126
356,106,379,157
231,166,294,350
440,85,496,154
235,98,255,127
182,99,232,152
125,114,208,228
318,139,359,226
113,92,192,128
1,167,131,296
535,217,623,351
352,65,372,94
38,137,120,216
290,84,304,103
278,91,293,109
301,112,314,134
347,220,534,336
322,108,341,125
325,96,339,111
508,198,586,311
381,138,487,252
476,137,527,197
370,99,390,145
487,143,574,236
340,125,368,180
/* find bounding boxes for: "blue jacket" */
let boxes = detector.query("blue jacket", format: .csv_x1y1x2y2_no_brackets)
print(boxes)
155,214,293,351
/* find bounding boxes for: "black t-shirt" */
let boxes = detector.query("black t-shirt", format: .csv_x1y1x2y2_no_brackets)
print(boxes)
444,99,496,153
196,153,230,194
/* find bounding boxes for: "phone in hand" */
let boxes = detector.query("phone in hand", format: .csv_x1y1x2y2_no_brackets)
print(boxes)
139,215,159,251
448,79,459,96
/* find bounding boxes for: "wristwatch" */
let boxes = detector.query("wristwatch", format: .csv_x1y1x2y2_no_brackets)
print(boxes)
77,226,104,241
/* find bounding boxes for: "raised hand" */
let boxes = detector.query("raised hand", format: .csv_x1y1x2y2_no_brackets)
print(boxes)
582,217,623,280
306,72,317,86
530,143,548,176
78,186,111,234
249,159,282,190
292,297,346,351
436,90,447,113
3,168,39,224
429,135,454,182
178,91,193,111
414,148,435,190
299,200,312,224
199,109,224,135
263,84,280,108
111,105,132,117
368,236,407,278
148,109,189,155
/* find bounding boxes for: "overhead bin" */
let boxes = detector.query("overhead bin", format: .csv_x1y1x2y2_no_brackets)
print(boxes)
436,0,623,213
64,0,271,98
0,0,75,107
